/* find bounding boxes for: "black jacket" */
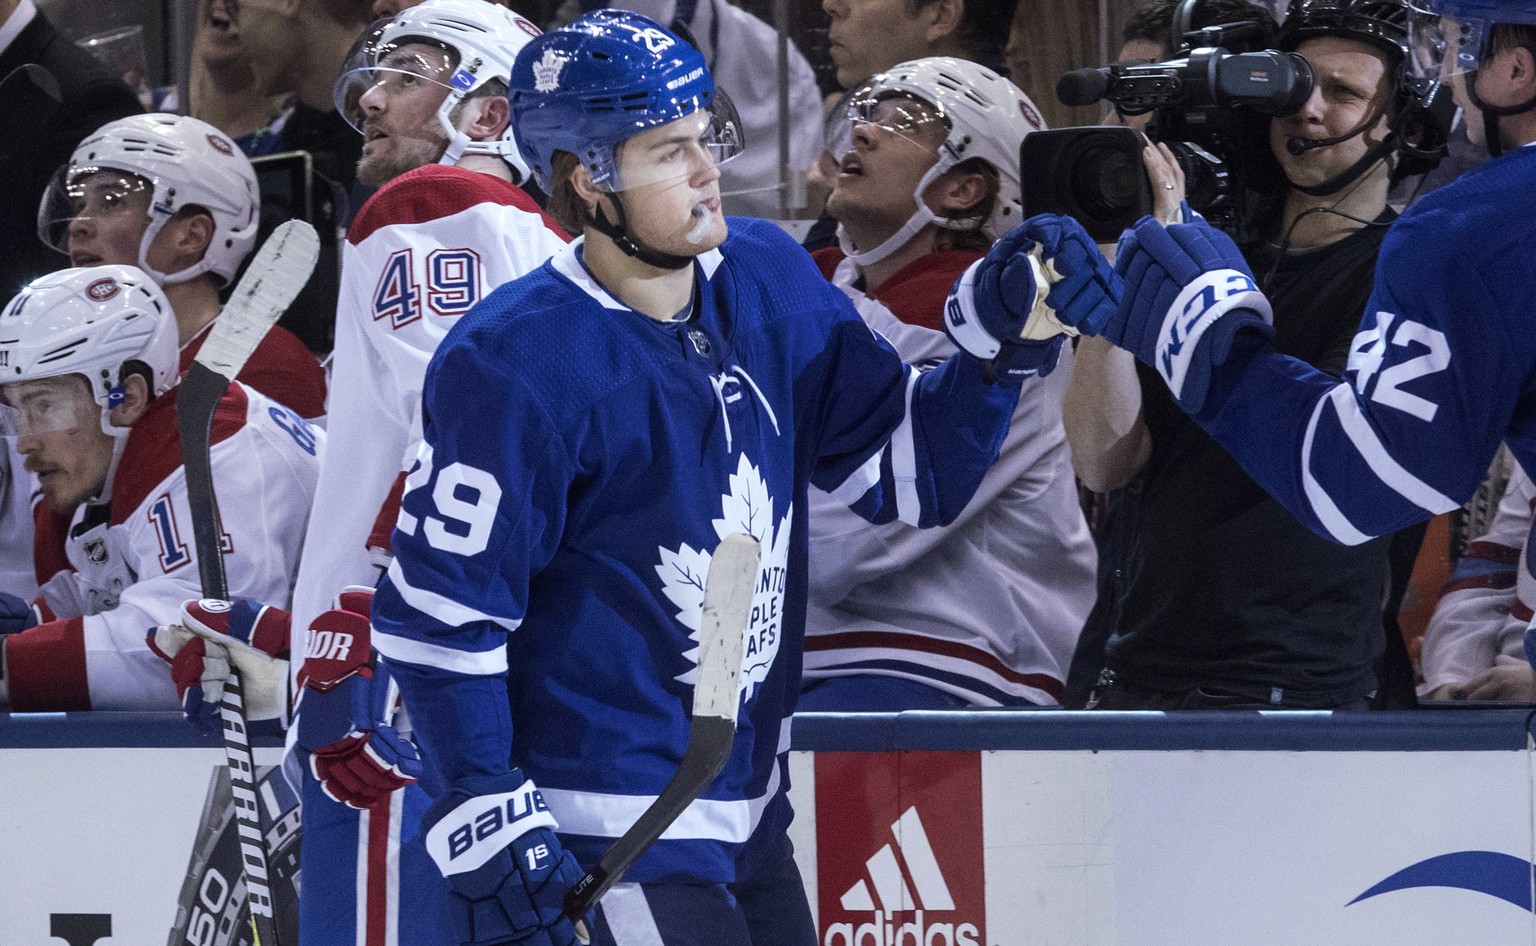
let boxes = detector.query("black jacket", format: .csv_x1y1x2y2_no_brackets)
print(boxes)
0,8,143,300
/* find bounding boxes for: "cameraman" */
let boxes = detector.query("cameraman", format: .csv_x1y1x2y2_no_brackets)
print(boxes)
1062,0,1441,710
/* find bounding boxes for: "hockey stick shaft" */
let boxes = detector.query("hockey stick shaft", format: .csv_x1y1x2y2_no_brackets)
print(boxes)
176,219,319,946
563,533,759,920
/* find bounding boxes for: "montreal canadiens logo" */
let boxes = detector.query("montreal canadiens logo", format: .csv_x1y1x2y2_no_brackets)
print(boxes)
1019,99,1042,129
206,133,234,156
86,278,120,302
514,16,541,37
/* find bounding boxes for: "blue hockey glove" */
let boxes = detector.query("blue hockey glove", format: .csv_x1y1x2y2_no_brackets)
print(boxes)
943,222,1064,383
148,599,291,734
423,771,588,946
1106,216,1274,413
0,592,40,634
294,587,422,809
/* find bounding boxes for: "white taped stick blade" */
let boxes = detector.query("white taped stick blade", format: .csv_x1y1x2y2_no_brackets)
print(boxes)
196,219,321,381
693,533,758,724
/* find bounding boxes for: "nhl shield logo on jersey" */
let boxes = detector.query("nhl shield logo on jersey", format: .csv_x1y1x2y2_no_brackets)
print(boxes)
656,453,791,699
533,49,566,92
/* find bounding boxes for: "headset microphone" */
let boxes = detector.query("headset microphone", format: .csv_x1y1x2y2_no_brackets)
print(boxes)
1285,129,1359,155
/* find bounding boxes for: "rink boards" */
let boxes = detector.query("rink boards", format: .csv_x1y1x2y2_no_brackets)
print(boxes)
3,709,1534,945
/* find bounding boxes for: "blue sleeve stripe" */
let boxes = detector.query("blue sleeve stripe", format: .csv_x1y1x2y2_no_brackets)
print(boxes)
1314,385,1459,525
892,369,921,527
387,559,523,633
824,445,884,506
374,624,509,675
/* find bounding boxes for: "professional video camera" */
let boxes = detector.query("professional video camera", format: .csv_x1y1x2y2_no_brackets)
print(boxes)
1021,20,1309,242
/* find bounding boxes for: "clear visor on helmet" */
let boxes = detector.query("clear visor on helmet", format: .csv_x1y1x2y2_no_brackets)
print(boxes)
333,27,463,134
600,91,745,193
0,376,97,440
1407,4,1492,78
827,85,951,165
37,167,154,255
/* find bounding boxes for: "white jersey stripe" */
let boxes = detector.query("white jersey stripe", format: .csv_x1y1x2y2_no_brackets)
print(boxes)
601,884,666,946
893,370,921,526
1301,392,1374,546
1326,384,1460,515
386,558,522,633
824,448,884,507
543,747,785,842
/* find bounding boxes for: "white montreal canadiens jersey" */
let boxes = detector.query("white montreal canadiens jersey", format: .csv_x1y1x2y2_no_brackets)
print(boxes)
1190,144,1536,546
11,384,321,711
804,256,1096,707
372,218,1019,883
290,165,568,652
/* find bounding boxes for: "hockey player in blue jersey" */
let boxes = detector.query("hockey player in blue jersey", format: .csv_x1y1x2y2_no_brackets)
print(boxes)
1009,0,1536,551
367,10,1078,946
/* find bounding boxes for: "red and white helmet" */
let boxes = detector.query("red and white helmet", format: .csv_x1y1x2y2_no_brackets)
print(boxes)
38,114,260,286
830,57,1047,265
0,265,179,435
334,0,543,177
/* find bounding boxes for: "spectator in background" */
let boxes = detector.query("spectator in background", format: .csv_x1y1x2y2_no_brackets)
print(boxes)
609,0,825,218
0,266,321,714
192,0,368,187
800,57,1094,711
1062,0,1447,710
1419,462,1536,702
820,0,1015,87
806,0,1017,248
0,0,142,302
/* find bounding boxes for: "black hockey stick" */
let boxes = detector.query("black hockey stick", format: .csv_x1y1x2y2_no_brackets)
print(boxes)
563,533,760,923
0,65,61,168
177,219,320,946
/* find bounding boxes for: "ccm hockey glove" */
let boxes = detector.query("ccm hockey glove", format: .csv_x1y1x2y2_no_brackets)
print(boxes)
423,771,588,946
294,587,421,809
1106,216,1274,413
148,598,290,733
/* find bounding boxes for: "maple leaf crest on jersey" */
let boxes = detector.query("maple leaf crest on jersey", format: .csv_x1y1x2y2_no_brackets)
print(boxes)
656,452,791,700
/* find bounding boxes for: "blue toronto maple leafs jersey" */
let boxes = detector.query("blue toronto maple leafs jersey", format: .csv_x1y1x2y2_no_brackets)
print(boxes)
371,217,1019,883
1183,143,1536,545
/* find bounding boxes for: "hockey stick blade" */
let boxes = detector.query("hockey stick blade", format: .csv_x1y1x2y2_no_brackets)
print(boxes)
564,533,759,921
176,219,318,946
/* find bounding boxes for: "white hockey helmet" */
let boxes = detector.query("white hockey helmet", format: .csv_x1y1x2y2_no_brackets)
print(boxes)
830,57,1047,265
0,265,179,436
334,0,543,178
37,114,261,287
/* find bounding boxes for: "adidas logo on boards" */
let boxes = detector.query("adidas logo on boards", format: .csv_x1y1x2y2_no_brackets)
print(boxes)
823,807,981,946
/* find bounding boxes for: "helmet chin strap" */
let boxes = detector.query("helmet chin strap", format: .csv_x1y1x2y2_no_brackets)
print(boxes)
1467,70,1536,158
838,162,961,267
589,193,695,271
138,216,211,286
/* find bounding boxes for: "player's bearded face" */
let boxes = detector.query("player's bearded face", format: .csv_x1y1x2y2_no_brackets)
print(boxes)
354,44,456,188
2,376,115,511
610,112,728,255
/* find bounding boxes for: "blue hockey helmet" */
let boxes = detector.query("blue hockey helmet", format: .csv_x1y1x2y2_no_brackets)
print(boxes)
1407,0,1536,77
508,9,744,193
